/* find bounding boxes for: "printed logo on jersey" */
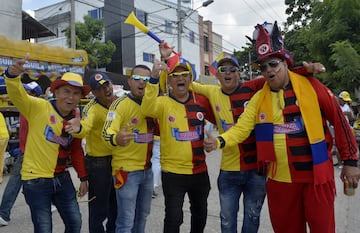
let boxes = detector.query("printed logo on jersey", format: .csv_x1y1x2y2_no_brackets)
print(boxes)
244,100,249,108
106,111,116,120
167,114,176,123
49,114,56,124
132,129,154,143
196,112,204,121
44,125,72,147
259,112,266,122
130,117,139,126
220,119,234,132
215,104,221,112
274,116,304,134
171,125,202,141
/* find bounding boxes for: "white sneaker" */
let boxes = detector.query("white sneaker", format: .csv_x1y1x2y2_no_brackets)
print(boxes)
0,216,8,226
51,205,57,212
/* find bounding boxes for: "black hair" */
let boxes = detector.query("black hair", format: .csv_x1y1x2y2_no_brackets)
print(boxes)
130,64,151,76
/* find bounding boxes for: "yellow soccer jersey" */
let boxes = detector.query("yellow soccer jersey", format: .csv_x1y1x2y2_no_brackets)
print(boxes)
5,76,87,180
103,95,155,174
141,82,215,175
75,98,112,156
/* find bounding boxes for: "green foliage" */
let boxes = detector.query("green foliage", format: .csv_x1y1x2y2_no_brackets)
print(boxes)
65,15,116,68
284,0,314,29
283,0,360,93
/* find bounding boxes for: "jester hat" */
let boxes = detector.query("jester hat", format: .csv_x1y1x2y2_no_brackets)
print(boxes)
251,21,293,67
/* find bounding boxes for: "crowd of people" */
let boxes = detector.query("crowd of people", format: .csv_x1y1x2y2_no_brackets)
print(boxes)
0,20,359,233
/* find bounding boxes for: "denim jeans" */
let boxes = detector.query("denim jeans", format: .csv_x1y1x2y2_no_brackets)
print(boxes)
22,171,82,233
86,155,117,233
114,168,153,233
162,171,211,233
218,170,266,233
0,153,23,221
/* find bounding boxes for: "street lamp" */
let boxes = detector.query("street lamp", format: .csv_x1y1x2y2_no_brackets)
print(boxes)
177,0,214,53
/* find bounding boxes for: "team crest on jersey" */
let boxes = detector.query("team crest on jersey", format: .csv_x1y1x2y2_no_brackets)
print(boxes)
167,114,176,123
216,104,221,112
244,100,249,108
107,111,116,120
259,112,266,122
130,117,139,126
196,112,204,121
49,114,56,124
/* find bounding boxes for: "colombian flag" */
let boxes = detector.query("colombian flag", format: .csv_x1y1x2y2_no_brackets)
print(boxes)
209,52,224,75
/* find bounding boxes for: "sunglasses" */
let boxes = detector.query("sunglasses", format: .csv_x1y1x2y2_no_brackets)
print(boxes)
259,60,282,72
168,71,191,78
217,66,238,73
131,75,150,81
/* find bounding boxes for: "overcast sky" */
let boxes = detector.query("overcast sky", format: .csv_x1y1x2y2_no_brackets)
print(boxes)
22,0,288,52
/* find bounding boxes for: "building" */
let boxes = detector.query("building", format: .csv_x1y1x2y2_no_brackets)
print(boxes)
33,0,221,82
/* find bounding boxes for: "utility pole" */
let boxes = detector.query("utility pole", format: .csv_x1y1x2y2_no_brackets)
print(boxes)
70,0,76,49
248,51,252,79
177,0,214,54
177,0,182,54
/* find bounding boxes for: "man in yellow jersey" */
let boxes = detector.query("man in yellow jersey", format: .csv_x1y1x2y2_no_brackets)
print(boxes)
141,55,215,233
204,21,360,233
4,54,89,233
0,112,9,184
103,65,157,233
66,72,117,233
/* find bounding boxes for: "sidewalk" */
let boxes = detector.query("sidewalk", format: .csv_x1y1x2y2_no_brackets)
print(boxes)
0,151,359,232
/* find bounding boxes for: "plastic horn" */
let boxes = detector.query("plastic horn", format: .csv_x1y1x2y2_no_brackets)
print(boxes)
125,11,179,55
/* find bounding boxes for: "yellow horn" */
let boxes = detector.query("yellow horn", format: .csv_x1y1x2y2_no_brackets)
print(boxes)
124,11,149,34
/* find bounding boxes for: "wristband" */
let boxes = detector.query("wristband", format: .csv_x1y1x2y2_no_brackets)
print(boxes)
217,136,225,149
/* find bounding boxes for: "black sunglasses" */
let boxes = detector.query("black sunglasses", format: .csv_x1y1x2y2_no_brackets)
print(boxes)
259,60,282,72
217,66,239,73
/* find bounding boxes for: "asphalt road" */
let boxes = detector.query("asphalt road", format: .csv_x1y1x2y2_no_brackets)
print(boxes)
1,149,359,232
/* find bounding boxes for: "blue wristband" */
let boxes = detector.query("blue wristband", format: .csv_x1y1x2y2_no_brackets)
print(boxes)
149,77,159,84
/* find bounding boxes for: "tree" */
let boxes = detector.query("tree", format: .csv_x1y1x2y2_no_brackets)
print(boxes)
283,0,317,66
307,0,360,91
65,15,116,69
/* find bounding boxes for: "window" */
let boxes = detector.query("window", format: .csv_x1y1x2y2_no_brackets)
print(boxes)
135,9,147,26
165,20,173,34
203,35,209,52
143,52,155,63
88,8,103,19
205,65,210,75
189,31,195,43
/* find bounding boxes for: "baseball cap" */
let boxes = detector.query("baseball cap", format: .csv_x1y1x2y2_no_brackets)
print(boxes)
339,91,352,102
23,81,42,97
50,72,91,96
89,72,111,90
217,57,240,68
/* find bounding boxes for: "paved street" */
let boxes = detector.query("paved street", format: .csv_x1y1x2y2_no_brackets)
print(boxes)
1,149,360,232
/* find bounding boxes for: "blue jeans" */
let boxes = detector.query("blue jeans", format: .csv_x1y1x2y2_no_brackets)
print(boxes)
114,168,153,233
218,170,266,233
22,171,82,233
0,153,23,221
162,171,211,233
86,155,117,233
